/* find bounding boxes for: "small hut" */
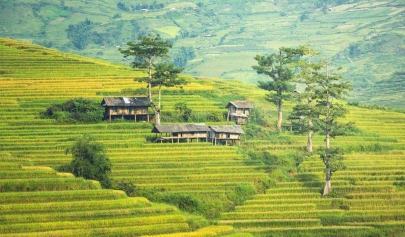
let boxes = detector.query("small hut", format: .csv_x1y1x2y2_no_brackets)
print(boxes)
226,101,253,124
209,125,245,146
152,124,210,143
101,97,152,122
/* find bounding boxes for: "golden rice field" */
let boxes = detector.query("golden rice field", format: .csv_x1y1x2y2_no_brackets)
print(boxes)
1,38,405,236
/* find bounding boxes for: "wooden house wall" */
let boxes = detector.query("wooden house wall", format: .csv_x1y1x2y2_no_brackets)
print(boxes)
174,132,208,138
106,106,149,116
229,105,250,116
211,132,241,140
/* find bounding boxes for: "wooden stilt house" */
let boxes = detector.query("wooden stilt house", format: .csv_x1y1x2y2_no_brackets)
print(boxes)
152,124,210,143
209,125,245,146
101,97,153,122
226,101,253,124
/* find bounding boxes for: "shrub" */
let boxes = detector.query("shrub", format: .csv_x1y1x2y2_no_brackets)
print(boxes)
113,179,136,196
64,134,112,188
162,193,203,214
227,184,256,206
40,98,104,123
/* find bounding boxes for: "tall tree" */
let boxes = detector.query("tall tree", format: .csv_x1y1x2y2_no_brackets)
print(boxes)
65,134,112,188
151,63,186,123
313,63,352,196
289,46,322,152
253,47,304,131
119,34,172,124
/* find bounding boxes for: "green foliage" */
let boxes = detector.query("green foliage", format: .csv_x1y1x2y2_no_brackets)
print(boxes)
152,63,185,89
174,102,193,122
317,147,346,178
163,193,203,214
40,98,104,123
253,47,305,131
172,46,196,68
349,71,405,109
227,184,256,206
119,34,172,71
65,134,112,188
66,18,93,50
113,179,136,196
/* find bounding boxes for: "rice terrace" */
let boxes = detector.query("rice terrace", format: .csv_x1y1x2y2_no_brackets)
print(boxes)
1,1,405,237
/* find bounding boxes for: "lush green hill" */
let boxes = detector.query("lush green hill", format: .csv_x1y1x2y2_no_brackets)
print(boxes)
1,38,405,236
1,0,404,108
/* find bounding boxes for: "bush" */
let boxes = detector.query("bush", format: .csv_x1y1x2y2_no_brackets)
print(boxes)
227,184,256,206
162,193,203,214
64,134,112,188
113,179,136,196
40,98,104,123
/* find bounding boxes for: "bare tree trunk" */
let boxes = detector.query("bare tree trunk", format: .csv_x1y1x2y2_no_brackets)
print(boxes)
148,62,153,102
277,101,282,132
322,174,332,197
307,130,313,153
150,103,160,125
148,82,152,101
158,86,162,111
155,110,160,125
326,133,330,149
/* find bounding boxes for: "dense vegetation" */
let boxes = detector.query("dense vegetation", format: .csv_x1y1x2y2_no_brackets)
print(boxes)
40,98,104,123
64,134,112,188
1,38,405,236
0,0,404,108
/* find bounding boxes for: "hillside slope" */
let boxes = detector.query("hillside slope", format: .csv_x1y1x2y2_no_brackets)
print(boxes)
1,38,405,236
0,0,404,107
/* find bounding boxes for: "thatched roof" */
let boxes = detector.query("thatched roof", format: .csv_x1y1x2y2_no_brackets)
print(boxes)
101,97,151,107
209,125,245,134
226,101,253,109
152,124,210,133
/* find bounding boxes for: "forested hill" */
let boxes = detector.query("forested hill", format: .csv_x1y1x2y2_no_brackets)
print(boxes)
1,0,404,107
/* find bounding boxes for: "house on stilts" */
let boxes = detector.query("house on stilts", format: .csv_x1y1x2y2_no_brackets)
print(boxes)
209,125,245,146
152,124,210,143
226,101,253,125
101,97,153,122
151,123,245,145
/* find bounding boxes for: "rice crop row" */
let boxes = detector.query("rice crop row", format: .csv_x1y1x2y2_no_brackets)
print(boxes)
219,219,322,228
240,226,379,237
118,173,268,184
0,222,190,237
0,177,101,192
0,169,57,179
0,215,187,233
0,189,128,204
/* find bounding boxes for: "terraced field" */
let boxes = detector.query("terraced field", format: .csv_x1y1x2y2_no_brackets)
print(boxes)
0,152,237,237
1,38,405,236
220,108,405,236
0,38,263,236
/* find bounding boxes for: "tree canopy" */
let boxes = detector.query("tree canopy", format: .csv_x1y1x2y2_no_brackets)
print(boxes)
65,134,112,188
253,47,305,131
119,34,175,124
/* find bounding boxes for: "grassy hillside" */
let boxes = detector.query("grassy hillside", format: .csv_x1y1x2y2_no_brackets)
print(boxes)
0,0,404,107
1,38,405,236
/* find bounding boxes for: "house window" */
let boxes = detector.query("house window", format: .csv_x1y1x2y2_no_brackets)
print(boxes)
112,107,118,113
127,107,132,114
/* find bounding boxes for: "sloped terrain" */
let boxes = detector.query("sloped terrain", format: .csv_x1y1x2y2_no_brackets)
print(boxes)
0,0,404,107
0,152,238,237
1,38,405,236
219,108,405,236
